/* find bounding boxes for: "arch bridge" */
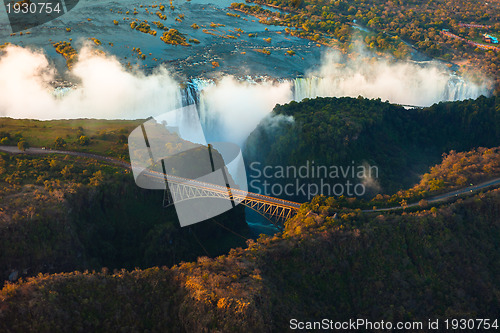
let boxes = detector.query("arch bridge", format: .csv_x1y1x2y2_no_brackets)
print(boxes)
161,179,301,227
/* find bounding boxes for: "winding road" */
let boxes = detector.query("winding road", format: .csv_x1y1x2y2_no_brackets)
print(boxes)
1,145,499,212
365,177,500,212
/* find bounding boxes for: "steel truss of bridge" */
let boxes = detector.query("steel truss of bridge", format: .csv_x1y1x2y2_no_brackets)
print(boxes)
162,180,299,228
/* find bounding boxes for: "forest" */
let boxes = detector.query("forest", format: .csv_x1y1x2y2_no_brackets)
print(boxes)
245,95,500,200
0,151,249,284
1,172,499,331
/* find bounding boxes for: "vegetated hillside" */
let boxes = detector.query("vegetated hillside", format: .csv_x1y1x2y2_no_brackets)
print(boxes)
1,186,499,331
0,152,249,284
376,146,500,206
294,145,500,211
244,95,500,199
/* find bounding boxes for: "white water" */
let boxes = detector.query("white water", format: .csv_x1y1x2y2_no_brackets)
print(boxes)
184,72,489,145
292,74,487,107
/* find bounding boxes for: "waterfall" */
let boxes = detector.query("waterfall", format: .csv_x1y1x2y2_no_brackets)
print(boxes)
292,76,325,102
47,72,489,145
179,74,490,140
291,74,490,107
173,73,491,146
180,78,220,142
442,75,487,102
181,78,214,106
180,74,489,113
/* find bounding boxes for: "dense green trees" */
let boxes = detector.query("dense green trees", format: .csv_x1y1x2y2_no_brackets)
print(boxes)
245,95,500,199
77,135,90,146
0,153,248,282
0,131,23,146
382,147,500,204
1,96,499,330
160,29,190,46
1,186,499,331
16,140,28,151
53,41,78,69
54,136,66,148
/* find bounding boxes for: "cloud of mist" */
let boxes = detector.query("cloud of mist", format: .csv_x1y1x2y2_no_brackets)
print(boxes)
358,161,381,195
0,46,55,117
0,44,180,120
198,76,292,145
0,45,293,147
0,45,492,149
295,50,491,106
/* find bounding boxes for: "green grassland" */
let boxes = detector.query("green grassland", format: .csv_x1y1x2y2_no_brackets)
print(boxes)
0,118,146,159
